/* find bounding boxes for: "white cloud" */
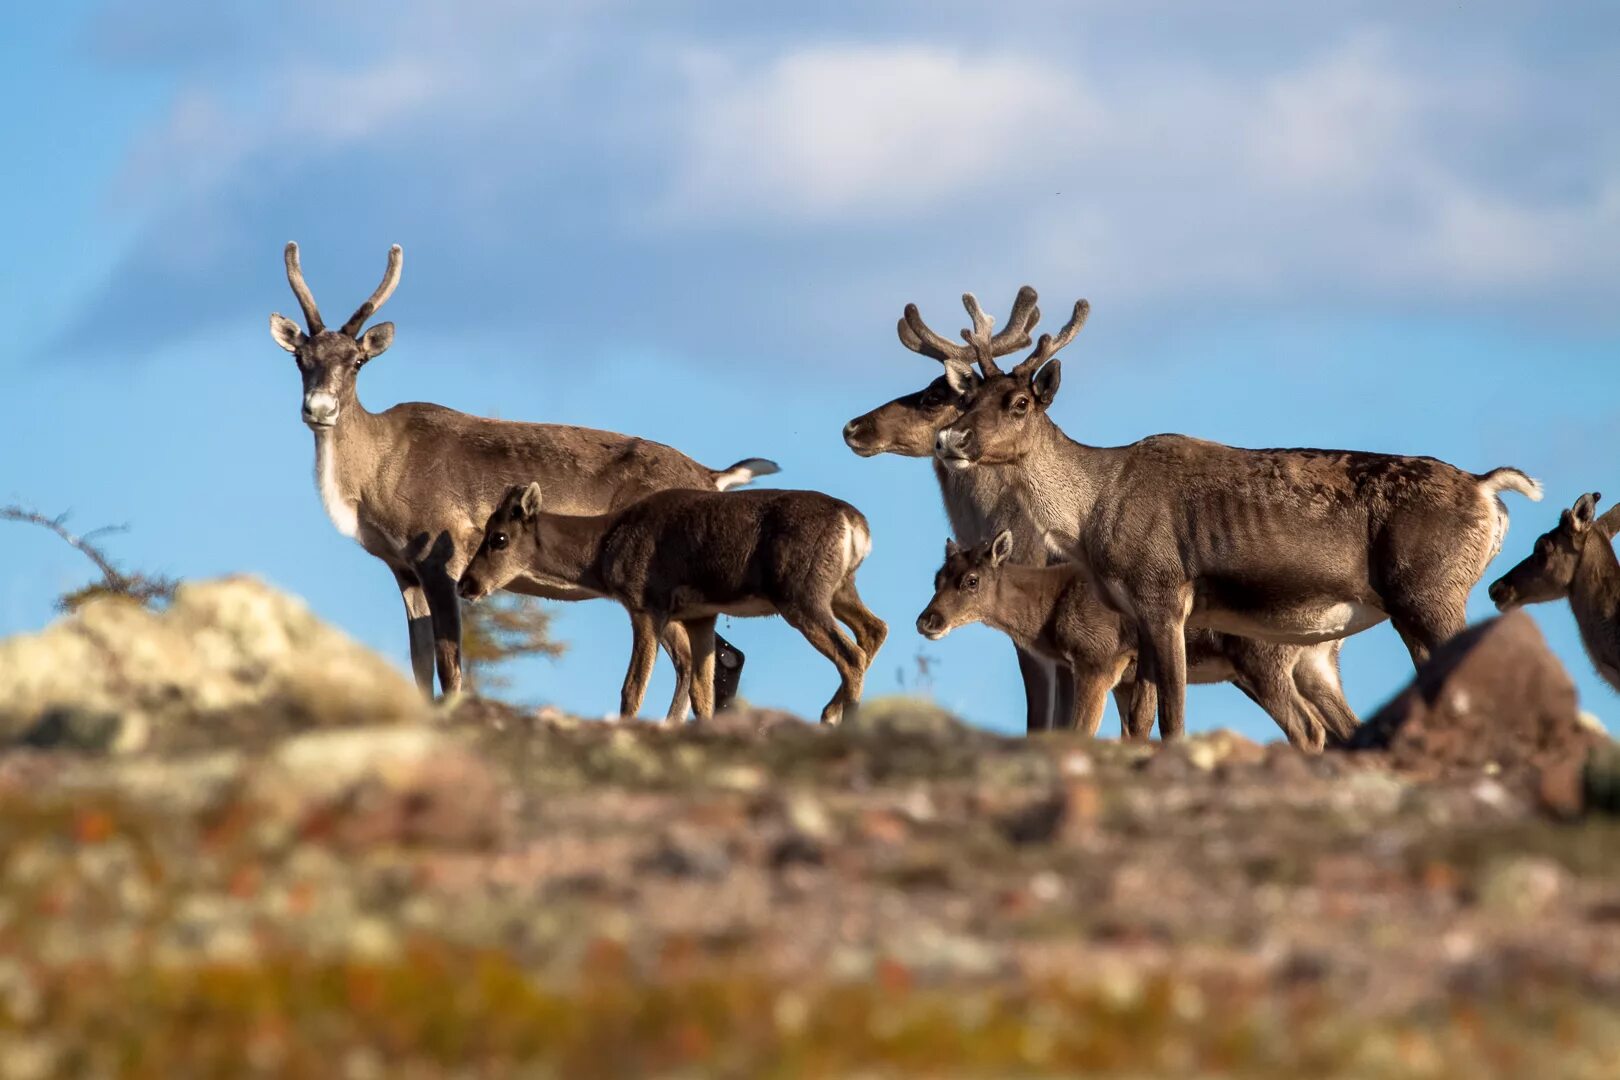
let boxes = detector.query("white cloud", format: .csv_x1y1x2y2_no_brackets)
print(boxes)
670,46,1094,221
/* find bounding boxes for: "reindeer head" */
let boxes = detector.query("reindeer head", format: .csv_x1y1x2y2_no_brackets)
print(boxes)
915,530,1015,639
934,298,1090,469
843,288,1039,458
459,482,545,602
269,243,402,429
1489,492,1611,609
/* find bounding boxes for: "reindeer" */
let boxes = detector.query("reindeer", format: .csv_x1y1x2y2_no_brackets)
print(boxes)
842,288,1083,733
269,243,778,711
916,532,1356,749
458,483,886,723
935,294,1542,740
1490,493,1620,691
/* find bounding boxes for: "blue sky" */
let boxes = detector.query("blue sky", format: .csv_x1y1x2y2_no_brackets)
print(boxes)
3,1,1619,739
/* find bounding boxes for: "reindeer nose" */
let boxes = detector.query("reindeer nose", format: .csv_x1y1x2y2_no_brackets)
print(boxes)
935,427,973,455
1488,578,1512,609
916,610,944,635
457,574,479,600
843,418,869,444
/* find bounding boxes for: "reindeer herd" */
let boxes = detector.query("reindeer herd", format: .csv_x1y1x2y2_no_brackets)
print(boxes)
271,244,1614,750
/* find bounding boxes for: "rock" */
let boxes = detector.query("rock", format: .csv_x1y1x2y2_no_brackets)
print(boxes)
1537,757,1587,819
0,578,427,752
247,726,508,850
842,695,967,739
1347,613,1599,777
1477,856,1568,918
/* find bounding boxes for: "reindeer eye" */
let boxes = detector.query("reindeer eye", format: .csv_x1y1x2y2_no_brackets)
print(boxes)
1011,396,1030,414
491,532,509,551
964,574,979,591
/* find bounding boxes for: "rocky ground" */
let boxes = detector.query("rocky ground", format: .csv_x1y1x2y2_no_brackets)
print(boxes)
2,579,1619,1078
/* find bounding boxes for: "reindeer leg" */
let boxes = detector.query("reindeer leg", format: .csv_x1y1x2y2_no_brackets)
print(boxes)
1292,641,1359,746
620,610,667,719
1137,596,1189,741
783,606,866,725
832,578,888,665
684,616,719,721
660,621,694,725
1014,646,1056,734
418,561,464,697
1052,662,1078,733
1227,645,1314,750
1069,667,1112,737
392,567,435,697
1382,587,1466,670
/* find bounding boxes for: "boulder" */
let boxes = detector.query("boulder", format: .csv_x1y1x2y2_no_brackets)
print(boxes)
0,577,426,752
1348,612,1600,778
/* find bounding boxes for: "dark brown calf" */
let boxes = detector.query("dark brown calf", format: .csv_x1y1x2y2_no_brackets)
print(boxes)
459,484,886,723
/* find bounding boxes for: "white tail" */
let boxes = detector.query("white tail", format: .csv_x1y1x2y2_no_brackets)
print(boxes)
713,457,781,491
1479,467,1543,502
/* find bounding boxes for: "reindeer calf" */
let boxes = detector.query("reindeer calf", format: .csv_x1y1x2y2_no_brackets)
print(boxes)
1490,492,1620,691
916,532,1359,750
459,483,886,723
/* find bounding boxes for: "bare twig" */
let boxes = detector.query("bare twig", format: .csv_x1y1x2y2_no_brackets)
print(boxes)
2,504,177,611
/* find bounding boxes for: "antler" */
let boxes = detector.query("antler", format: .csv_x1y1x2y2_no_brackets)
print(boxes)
1011,298,1090,378
340,244,403,337
896,286,1041,375
969,286,1040,376
284,242,325,334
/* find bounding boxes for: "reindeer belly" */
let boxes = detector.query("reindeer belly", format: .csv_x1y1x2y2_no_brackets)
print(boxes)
669,595,780,619
1193,601,1385,644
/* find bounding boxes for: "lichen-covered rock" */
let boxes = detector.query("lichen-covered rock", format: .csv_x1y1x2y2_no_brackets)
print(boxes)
1348,612,1600,780
0,576,426,752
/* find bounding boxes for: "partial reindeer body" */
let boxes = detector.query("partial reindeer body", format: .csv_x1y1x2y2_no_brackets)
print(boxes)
269,243,776,708
459,484,886,724
1491,493,1620,692
935,294,1540,740
916,533,1357,750
843,288,1079,734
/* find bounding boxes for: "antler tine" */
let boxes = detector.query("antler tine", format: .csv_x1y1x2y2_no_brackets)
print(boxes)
283,242,324,333
898,302,975,364
990,286,1040,353
339,244,404,337
1013,298,1091,377
959,292,1002,373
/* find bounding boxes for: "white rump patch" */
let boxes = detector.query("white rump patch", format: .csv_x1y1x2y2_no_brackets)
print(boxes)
843,517,873,575
313,433,359,540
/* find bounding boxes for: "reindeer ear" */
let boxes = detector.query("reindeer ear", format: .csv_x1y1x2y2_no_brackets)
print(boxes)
358,322,394,360
942,360,977,395
1572,492,1601,532
1032,360,1061,406
270,313,306,353
989,530,1015,566
519,482,544,519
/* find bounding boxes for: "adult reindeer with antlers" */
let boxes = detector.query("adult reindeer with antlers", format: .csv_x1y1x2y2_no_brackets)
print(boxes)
843,287,1082,732
269,243,778,709
937,294,1541,741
